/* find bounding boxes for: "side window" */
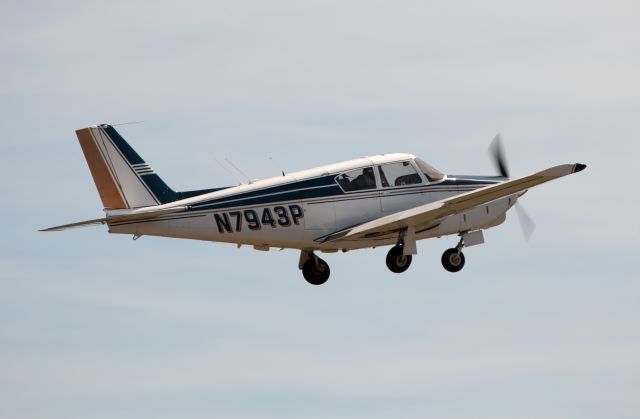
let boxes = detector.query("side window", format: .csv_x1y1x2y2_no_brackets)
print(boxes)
377,161,422,187
336,167,377,192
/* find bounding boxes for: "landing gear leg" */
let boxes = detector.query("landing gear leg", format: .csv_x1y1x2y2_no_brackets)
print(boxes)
441,236,466,273
386,228,415,274
300,251,331,285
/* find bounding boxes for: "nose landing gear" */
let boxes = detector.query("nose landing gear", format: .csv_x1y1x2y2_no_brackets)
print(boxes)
441,236,466,272
441,248,465,272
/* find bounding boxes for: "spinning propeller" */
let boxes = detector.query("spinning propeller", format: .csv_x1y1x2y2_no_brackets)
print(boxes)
489,134,536,240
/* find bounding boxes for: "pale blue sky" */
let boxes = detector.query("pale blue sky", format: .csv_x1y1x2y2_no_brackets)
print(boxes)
1,1,639,418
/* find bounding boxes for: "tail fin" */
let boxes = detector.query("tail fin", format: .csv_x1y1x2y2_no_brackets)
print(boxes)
76,124,178,209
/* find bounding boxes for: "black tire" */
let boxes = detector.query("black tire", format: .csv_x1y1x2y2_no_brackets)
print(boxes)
441,248,465,273
386,245,412,273
302,258,330,285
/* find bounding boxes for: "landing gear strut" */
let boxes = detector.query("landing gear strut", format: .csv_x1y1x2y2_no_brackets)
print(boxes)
386,245,412,273
441,236,466,273
300,251,331,285
386,228,416,274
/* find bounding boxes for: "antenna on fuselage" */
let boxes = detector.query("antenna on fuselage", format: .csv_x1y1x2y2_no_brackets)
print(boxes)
214,158,245,185
268,157,286,176
111,120,145,126
225,158,253,184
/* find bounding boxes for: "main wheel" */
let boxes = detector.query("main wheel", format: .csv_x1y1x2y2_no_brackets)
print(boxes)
386,245,412,273
441,248,465,272
302,257,331,285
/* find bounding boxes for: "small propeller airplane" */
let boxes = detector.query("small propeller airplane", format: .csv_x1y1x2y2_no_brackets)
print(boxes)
42,124,586,285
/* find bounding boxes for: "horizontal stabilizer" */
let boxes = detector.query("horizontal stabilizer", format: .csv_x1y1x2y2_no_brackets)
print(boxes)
39,218,108,232
40,206,187,232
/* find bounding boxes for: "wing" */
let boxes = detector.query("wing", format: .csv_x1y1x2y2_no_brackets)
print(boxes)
319,163,586,243
40,206,187,232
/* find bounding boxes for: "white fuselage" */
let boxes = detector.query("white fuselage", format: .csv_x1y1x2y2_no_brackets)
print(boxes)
107,154,515,251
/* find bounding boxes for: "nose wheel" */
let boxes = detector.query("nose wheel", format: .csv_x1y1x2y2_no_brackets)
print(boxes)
302,256,331,285
441,248,465,272
386,245,412,273
441,235,466,272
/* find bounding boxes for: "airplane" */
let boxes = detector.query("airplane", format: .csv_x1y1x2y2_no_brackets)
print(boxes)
41,124,586,285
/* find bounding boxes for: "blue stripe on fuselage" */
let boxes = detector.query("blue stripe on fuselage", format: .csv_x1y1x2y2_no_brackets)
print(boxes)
185,175,503,212
189,176,341,211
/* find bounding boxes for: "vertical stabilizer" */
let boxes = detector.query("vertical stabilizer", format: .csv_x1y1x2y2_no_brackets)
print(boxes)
76,124,176,209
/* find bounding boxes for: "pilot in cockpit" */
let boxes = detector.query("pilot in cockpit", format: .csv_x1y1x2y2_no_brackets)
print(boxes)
352,167,375,189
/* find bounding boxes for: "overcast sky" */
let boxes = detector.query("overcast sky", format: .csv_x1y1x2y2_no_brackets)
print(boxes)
1,1,639,418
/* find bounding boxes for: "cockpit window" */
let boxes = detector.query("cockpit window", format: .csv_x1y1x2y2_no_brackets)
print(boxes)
336,167,376,192
415,158,445,182
377,161,422,187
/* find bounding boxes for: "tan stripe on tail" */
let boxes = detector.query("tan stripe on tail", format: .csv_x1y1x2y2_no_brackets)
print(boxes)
76,128,127,209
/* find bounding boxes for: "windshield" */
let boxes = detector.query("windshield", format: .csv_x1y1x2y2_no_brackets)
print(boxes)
378,161,422,187
415,158,445,182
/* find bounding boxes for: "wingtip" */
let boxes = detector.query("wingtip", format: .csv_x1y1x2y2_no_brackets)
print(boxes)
38,227,62,232
574,163,587,173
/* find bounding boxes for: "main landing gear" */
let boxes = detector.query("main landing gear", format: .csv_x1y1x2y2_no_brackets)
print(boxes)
300,251,330,285
385,227,417,274
386,245,412,273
